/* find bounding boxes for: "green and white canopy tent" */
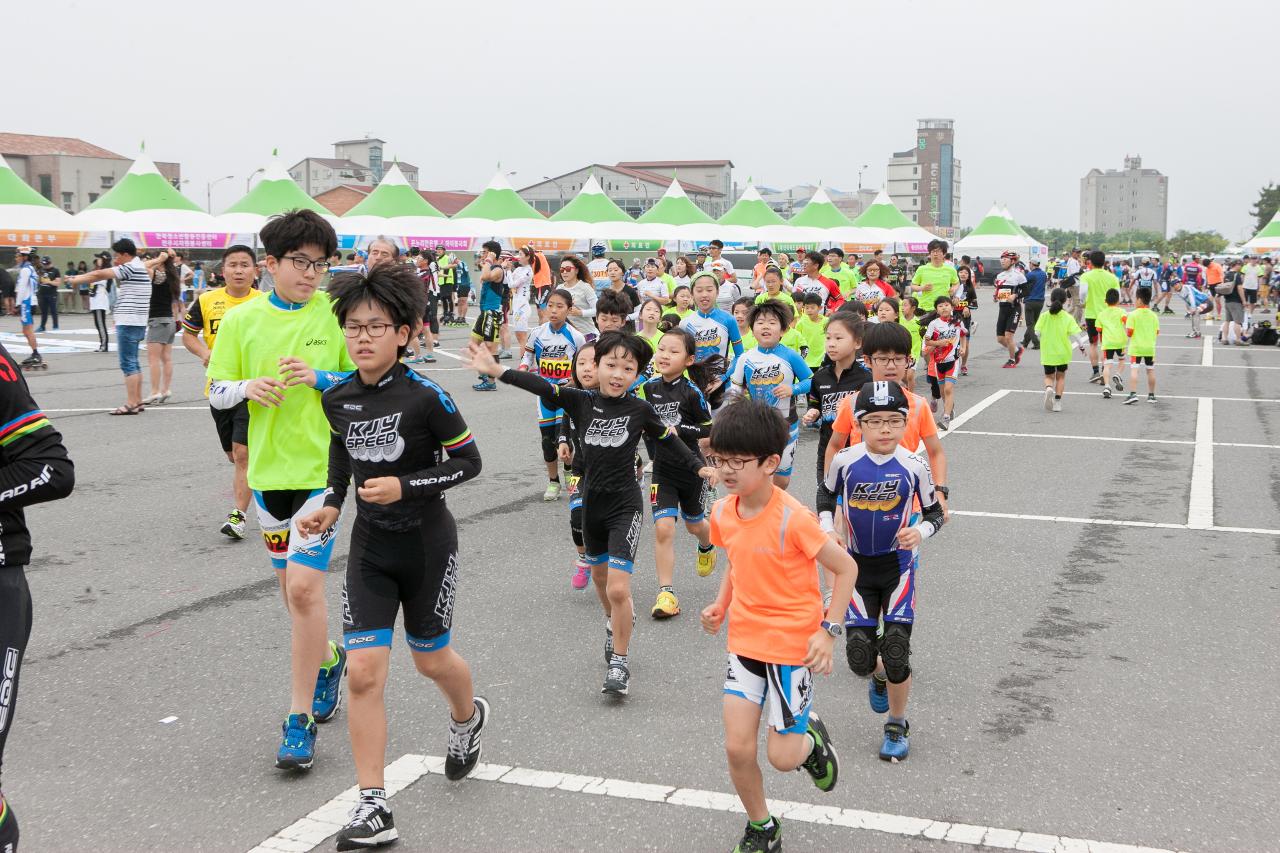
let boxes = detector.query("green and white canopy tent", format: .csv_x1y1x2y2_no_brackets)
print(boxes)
953,204,1047,260
548,174,657,241
0,155,76,237
765,186,860,247
1243,210,1280,252
71,151,225,239
450,170,558,239
850,190,939,252
336,162,455,245
716,181,787,243
217,154,334,234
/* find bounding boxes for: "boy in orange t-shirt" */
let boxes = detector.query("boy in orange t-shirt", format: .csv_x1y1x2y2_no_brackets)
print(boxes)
701,400,858,853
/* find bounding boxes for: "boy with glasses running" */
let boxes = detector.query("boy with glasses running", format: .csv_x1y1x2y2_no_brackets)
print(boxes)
826,381,945,762
700,399,858,853
206,209,357,771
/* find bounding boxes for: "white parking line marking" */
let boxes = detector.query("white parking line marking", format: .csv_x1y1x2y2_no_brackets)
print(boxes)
247,754,1183,853
950,509,1280,536
947,429,1280,451
1202,335,1213,366
939,389,1008,437
1187,398,1214,529
1005,389,1280,404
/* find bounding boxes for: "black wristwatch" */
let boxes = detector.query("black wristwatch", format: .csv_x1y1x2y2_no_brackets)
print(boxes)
820,620,844,638
937,485,950,499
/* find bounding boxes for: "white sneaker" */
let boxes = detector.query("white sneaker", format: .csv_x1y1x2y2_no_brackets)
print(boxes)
542,481,562,501
1043,387,1054,411
1051,399,1062,413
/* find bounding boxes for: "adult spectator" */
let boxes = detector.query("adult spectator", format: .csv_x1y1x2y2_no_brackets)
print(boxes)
66,238,156,414
1241,255,1261,320
701,239,738,289
1021,258,1048,349
88,256,111,351
1221,260,1247,346
587,241,610,292
0,263,13,317
36,258,59,332
172,251,194,304
558,254,599,338
1204,255,1225,321
13,248,41,364
142,252,183,405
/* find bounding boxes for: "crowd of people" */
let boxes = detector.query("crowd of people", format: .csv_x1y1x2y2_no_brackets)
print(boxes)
0,209,1276,853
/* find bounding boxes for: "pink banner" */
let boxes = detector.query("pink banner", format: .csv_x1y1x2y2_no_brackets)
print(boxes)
403,236,472,251
138,231,233,249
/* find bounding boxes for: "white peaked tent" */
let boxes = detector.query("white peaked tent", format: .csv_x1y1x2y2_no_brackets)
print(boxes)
71,151,225,234
954,204,1047,259
846,190,939,251
546,174,659,242
0,155,77,235
217,154,336,234
449,170,561,239
336,162,461,240
1243,210,1280,252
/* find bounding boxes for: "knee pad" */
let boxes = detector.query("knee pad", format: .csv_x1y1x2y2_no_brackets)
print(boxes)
540,427,559,464
881,623,912,684
845,627,878,677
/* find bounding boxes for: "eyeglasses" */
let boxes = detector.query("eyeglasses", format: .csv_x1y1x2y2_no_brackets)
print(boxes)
282,255,331,274
560,265,575,272
859,415,907,430
870,355,911,367
705,455,766,471
341,322,393,338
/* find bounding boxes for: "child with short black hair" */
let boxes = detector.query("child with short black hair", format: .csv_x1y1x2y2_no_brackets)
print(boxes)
1123,286,1160,404
467,331,714,697
794,291,827,369
1034,287,1084,412
298,263,487,851
701,399,858,853
1097,288,1128,399
594,290,631,334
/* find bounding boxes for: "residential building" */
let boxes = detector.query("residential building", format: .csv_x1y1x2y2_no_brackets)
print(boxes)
0,132,181,213
759,185,879,219
518,163,726,218
886,119,961,228
1079,155,1168,236
289,137,418,196
314,185,476,217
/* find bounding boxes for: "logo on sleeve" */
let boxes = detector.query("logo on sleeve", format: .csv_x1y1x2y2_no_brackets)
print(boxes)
583,416,630,448
345,413,405,462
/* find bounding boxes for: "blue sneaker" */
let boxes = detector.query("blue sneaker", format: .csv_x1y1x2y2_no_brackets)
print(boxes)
868,674,889,714
313,641,346,723
879,721,910,762
473,378,497,392
275,713,317,770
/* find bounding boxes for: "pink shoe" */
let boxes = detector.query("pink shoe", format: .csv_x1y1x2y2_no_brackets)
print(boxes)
571,559,590,590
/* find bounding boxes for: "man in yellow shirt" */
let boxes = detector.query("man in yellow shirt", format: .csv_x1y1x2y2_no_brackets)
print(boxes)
182,244,264,539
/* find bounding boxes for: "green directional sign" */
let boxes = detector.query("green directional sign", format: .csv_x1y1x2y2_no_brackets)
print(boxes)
609,239,664,252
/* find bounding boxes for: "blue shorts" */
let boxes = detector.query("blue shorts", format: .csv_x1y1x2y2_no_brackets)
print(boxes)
537,396,562,429
19,300,33,326
252,488,340,571
724,654,813,734
116,324,147,376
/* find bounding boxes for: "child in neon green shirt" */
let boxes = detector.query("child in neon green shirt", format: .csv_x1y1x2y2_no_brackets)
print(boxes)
1035,288,1084,411
731,297,757,350
1122,286,1160,404
794,292,828,368
1097,288,1128,398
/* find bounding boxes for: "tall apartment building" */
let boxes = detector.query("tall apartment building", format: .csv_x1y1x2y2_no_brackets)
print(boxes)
886,119,961,228
1079,155,1168,236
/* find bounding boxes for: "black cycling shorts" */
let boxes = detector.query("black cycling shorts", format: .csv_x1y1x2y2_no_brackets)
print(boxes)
1084,317,1100,344
1130,355,1154,366
455,283,472,298
342,511,460,653
649,467,706,523
1043,364,1068,375
210,401,250,453
472,309,502,343
1104,348,1125,361
581,486,643,575
996,303,1021,336
846,551,916,628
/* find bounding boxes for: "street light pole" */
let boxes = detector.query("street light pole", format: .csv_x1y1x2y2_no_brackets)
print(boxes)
543,176,565,212
858,164,868,190
632,181,650,213
246,167,265,194
207,175,234,213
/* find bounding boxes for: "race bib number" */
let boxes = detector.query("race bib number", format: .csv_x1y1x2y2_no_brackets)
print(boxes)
538,357,572,381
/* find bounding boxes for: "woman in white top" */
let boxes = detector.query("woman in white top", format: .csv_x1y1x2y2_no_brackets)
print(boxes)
671,255,694,290
558,254,598,338
88,255,112,351
509,248,537,353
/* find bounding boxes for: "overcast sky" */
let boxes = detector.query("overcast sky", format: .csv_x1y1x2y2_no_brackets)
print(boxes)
23,0,1276,239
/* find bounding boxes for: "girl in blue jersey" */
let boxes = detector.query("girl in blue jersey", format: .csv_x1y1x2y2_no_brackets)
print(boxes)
520,289,588,502
725,299,813,490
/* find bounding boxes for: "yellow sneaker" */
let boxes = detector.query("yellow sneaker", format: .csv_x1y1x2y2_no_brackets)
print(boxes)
651,589,680,619
695,548,718,578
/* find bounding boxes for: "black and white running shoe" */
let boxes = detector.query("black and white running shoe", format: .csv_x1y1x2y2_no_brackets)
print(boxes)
335,801,397,851
444,696,490,781
602,659,630,696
